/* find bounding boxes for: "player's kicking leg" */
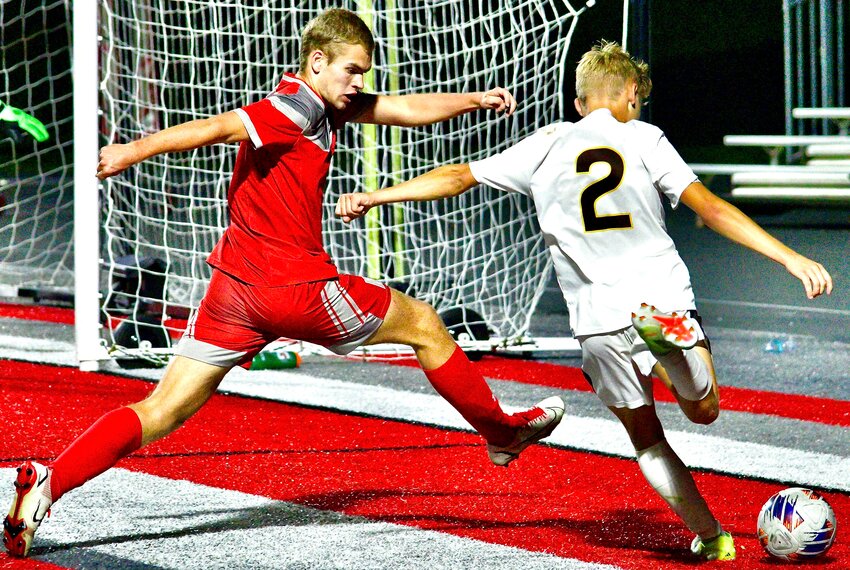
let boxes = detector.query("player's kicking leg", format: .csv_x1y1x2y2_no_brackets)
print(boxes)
580,324,733,561
631,303,720,425
365,288,565,467
4,356,229,557
628,304,734,560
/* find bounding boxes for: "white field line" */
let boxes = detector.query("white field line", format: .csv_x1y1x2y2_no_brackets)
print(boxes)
2,468,619,570
213,368,850,492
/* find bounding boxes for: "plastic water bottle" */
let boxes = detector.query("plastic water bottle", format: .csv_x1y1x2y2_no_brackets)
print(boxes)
763,337,795,354
250,349,301,370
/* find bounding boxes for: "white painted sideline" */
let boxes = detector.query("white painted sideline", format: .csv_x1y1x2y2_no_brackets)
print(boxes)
212,368,850,492
5,468,617,570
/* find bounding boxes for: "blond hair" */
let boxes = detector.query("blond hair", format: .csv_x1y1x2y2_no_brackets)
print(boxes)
299,9,375,73
575,40,651,106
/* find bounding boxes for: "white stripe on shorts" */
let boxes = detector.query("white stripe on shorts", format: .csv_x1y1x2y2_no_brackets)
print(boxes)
321,280,368,336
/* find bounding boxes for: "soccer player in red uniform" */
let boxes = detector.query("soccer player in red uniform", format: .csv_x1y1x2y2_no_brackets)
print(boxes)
3,9,564,557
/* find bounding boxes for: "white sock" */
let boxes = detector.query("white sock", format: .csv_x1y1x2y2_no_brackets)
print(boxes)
636,439,720,539
655,349,711,401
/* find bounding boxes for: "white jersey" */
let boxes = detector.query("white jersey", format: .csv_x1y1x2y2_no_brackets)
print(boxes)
469,108,699,335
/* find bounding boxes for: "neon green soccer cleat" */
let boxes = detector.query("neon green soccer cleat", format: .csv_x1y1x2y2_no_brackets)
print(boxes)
631,303,698,356
691,530,736,561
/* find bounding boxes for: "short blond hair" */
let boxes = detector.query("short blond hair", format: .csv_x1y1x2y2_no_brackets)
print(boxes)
575,40,651,105
299,9,375,73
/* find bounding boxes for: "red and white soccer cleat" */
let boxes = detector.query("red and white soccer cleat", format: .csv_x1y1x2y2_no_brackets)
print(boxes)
487,396,565,467
631,303,698,355
4,461,53,557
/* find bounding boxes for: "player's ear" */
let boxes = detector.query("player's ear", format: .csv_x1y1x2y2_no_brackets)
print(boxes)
628,81,639,108
573,98,585,117
309,50,327,75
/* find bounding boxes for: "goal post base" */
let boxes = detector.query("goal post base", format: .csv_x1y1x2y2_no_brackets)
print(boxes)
105,335,581,369
272,336,581,360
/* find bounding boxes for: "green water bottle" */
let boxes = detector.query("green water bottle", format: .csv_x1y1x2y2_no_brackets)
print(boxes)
250,349,301,370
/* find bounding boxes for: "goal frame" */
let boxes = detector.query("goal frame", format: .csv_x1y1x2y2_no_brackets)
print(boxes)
74,0,110,369
68,1,640,370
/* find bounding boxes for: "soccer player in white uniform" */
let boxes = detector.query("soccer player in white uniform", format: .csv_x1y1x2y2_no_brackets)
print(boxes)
335,41,833,561
4,9,565,558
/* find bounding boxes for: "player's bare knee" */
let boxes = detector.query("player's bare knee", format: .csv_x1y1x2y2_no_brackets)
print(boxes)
407,300,450,347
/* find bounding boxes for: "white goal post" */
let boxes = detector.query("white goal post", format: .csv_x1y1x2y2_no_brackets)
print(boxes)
2,1,628,368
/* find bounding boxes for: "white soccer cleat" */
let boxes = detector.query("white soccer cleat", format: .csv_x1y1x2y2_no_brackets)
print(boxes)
631,303,698,355
487,396,565,467
4,461,53,557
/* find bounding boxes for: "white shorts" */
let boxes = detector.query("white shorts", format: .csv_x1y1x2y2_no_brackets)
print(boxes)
578,311,708,409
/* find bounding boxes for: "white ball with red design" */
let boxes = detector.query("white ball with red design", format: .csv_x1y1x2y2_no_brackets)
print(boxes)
757,487,837,561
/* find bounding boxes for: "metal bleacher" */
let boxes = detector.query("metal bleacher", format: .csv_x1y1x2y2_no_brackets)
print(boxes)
688,5,849,210
690,109,850,207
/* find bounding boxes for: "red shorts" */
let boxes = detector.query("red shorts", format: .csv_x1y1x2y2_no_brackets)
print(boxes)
175,269,392,368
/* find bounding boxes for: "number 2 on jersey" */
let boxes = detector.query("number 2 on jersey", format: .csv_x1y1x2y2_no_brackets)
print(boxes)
576,147,633,232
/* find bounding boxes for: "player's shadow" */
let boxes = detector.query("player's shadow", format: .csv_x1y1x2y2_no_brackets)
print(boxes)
271,489,730,565
31,498,378,557
33,488,709,565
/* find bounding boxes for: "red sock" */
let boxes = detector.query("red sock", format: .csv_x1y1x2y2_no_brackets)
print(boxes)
49,407,143,501
423,345,517,445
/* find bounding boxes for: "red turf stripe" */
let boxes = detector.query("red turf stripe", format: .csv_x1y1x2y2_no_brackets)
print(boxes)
1,360,847,570
0,303,74,325
0,303,187,340
0,557,68,569
4,301,849,427
386,356,850,428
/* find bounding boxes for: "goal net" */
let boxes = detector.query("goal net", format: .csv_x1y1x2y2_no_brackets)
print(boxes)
0,1,74,296
95,0,605,358
3,0,623,364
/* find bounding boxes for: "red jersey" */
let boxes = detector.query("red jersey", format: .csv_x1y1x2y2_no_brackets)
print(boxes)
207,73,339,286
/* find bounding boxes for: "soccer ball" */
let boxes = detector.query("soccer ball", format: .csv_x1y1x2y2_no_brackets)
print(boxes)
757,487,837,561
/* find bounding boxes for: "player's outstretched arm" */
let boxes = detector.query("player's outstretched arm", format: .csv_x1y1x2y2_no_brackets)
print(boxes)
336,164,476,223
352,87,516,127
96,111,248,180
680,181,833,299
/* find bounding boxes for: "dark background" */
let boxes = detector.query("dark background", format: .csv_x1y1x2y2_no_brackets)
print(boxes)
563,0,789,164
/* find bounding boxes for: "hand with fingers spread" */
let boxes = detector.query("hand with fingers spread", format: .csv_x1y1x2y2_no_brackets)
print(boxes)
480,87,517,117
784,253,833,299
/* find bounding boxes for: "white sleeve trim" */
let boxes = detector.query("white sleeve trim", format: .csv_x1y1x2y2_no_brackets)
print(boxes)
234,108,263,149
468,160,485,184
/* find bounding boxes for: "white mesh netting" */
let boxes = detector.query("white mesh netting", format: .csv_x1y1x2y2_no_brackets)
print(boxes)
95,1,601,345
0,1,74,295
